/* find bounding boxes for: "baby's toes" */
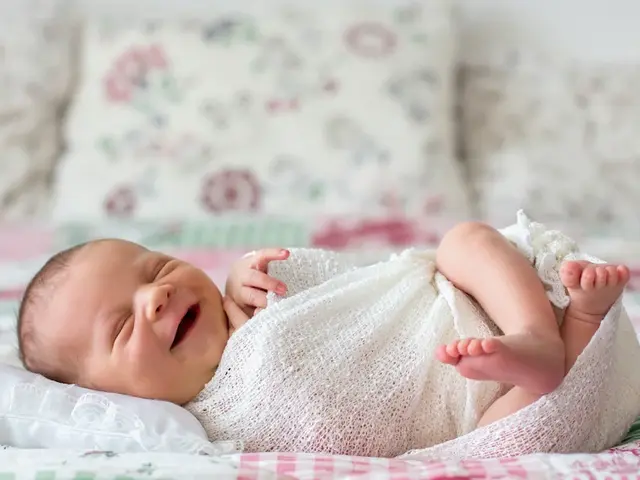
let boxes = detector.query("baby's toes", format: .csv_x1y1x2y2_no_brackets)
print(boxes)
605,265,619,286
481,338,499,354
560,261,584,289
580,266,598,291
617,265,631,285
595,266,609,289
446,341,462,359
436,344,459,365
457,338,471,356
467,339,485,356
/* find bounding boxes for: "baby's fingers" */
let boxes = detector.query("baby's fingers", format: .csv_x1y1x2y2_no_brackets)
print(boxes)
252,248,290,272
223,296,250,331
244,268,287,296
240,286,269,309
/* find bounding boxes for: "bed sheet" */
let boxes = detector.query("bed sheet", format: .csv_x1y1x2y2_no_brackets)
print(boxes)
0,443,639,479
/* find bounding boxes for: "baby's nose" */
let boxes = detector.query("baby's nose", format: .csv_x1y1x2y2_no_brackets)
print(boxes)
140,284,175,321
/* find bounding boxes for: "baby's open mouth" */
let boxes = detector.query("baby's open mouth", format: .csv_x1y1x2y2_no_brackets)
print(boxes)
171,303,200,349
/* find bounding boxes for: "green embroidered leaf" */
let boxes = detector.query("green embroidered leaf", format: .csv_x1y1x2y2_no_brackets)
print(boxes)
161,76,181,102
308,183,325,201
97,138,117,159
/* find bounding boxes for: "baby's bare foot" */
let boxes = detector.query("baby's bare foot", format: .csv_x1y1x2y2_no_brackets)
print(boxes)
560,261,629,324
437,333,565,395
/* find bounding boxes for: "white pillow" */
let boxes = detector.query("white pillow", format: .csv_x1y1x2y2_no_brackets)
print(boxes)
0,365,239,454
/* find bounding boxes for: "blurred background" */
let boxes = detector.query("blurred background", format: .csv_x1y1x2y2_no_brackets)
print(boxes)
0,0,640,308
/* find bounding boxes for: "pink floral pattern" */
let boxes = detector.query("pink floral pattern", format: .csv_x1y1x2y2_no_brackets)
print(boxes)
344,23,398,58
200,170,261,213
103,185,137,217
104,45,169,103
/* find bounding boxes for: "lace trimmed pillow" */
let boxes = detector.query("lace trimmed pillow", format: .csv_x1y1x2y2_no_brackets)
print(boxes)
0,365,240,454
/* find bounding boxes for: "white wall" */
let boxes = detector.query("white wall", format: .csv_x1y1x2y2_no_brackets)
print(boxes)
78,0,640,63
459,0,640,63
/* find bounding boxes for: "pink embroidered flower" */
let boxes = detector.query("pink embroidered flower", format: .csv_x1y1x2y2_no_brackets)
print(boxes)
103,185,137,217
265,98,300,114
200,169,261,213
323,78,339,94
379,191,404,214
423,195,444,215
104,45,169,103
344,23,397,58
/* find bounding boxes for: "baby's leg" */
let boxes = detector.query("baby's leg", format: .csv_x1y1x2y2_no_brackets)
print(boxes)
434,222,564,395
475,260,629,427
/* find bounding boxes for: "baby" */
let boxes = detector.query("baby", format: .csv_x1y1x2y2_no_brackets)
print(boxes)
17,220,629,455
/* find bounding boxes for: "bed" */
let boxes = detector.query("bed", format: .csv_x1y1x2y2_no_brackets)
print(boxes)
1,223,639,479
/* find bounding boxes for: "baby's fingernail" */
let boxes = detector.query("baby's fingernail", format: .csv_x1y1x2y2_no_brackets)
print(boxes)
276,284,287,295
280,249,289,255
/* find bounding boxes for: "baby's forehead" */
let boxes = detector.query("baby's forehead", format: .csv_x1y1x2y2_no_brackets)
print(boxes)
52,239,148,302
44,240,150,332
80,239,148,261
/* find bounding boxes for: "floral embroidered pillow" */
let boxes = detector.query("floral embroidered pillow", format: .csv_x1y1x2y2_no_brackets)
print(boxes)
54,1,470,226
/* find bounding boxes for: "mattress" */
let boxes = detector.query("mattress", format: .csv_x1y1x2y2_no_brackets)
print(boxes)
1,223,639,479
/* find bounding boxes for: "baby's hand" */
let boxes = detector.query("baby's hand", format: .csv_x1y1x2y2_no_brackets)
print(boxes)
225,248,290,317
223,297,250,333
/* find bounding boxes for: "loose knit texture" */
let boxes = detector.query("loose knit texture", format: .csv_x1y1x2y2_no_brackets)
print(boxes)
186,211,640,458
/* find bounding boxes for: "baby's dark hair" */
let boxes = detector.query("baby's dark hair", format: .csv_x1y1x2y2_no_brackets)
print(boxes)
17,242,88,383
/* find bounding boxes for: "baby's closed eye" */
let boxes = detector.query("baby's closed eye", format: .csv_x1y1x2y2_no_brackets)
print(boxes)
148,257,171,281
111,310,133,348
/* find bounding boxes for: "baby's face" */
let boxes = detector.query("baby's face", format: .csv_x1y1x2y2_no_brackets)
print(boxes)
45,240,228,404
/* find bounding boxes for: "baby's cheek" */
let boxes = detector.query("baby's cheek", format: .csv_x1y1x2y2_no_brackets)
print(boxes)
126,338,167,374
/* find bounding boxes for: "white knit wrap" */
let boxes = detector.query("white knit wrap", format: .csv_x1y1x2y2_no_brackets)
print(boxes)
186,212,640,458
